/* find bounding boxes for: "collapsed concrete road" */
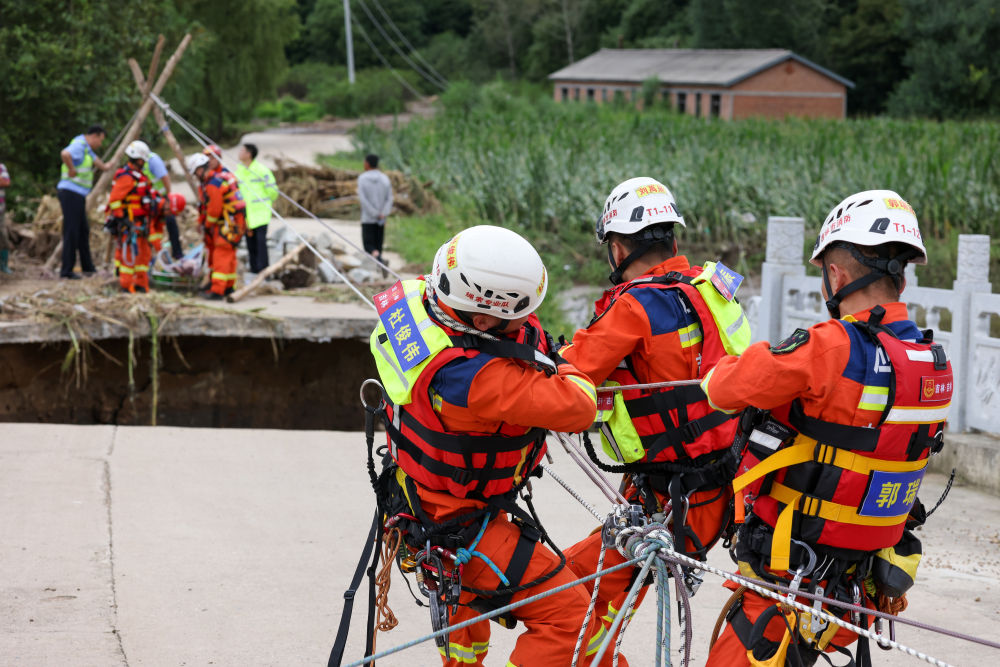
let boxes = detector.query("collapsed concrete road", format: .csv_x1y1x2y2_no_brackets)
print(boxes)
1,424,997,666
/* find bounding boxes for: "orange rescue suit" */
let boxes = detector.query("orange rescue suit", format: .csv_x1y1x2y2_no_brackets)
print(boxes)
108,165,153,292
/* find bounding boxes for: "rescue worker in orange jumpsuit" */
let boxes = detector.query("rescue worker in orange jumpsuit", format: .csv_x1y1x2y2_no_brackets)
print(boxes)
702,190,952,667
557,176,751,646
108,140,154,293
368,225,628,666
188,148,246,299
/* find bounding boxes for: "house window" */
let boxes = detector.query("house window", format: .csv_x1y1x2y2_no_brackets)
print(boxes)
561,87,568,101
676,92,687,113
695,92,702,117
710,94,721,118
587,88,595,101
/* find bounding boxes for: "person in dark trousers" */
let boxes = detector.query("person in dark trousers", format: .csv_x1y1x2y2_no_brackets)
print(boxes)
57,125,110,279
234,143,278,274
357,153,393,271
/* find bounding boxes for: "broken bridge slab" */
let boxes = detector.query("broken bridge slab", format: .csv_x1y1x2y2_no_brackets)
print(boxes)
0,294,379,345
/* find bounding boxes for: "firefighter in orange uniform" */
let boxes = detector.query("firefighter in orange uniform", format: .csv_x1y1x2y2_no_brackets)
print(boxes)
702,190,952,667
557,176,751,644
108,141,154,293
367,225,628,666
189,147,245,299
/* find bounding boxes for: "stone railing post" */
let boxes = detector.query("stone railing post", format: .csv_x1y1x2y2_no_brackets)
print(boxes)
948,234,992,432
755,217,806,343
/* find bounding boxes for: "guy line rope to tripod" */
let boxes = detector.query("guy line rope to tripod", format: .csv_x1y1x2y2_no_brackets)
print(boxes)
149,92,398,315
340,382,999,667
149,95,1000,666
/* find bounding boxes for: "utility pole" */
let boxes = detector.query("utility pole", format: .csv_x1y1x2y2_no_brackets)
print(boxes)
344,0,355,84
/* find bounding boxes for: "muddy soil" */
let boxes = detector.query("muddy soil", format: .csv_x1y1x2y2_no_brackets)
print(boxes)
0,336,376,429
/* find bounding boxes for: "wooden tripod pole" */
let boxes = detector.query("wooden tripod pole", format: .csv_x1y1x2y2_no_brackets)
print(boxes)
128,58,200,195
45,34,192,273
85,32,192,211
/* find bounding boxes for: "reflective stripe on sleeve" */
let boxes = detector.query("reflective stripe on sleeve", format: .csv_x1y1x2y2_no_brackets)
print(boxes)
566,374,597,405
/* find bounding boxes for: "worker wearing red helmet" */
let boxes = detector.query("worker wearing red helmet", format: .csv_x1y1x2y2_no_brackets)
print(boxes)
366,226,635,666
108,140,154,293
557,176,752,648
702,190,951,666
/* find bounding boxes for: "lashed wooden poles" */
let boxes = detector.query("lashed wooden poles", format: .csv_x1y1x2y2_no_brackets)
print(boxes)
45,34,193,274
128,59,200,194
86,33,192,209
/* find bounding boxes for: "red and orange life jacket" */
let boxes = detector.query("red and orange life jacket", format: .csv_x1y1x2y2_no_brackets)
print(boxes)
382,309,554,500
735,315,952,570
108,166,152,220
594,266,743,468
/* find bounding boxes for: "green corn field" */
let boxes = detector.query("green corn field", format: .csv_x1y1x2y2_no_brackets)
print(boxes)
357,83,1000,289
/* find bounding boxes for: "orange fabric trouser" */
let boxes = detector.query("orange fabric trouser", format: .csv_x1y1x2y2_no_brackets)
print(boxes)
705,580,872,666
564,486,732,653
439,512,627,667
208,225,237,294
149,219,165,254
118,231,150,292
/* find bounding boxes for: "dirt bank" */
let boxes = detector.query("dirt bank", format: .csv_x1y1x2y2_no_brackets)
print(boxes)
0,336,375,429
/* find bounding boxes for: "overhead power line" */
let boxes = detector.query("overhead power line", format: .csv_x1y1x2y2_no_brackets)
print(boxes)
354,0,447,92
351,15,427,100
367,0,449,89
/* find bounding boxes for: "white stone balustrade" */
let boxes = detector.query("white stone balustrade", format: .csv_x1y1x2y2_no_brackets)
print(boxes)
750,218,997,433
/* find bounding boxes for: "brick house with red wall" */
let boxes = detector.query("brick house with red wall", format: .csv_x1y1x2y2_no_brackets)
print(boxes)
548,49,854,120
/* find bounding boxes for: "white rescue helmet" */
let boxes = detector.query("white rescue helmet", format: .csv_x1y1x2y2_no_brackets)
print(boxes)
596,176,685,243
810,189,927,266
811,189,927,318
124,140,150,162
431,225,547,319
185,153,210,174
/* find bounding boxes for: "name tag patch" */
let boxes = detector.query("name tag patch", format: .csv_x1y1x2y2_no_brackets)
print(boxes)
710,262,743,302
375,281,430,371
859,468,925,518
920,375,953,403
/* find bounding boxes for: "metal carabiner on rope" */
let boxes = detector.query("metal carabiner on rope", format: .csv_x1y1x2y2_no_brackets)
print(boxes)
360,378,388,411
786,539,818,602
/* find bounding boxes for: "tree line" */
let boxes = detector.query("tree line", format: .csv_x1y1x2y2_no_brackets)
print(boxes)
1,0,998,198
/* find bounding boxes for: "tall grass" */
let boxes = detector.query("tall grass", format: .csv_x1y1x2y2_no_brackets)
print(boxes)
360,82,1000,287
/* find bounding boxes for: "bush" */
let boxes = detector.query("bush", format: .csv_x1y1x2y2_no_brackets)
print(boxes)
254,96,321,123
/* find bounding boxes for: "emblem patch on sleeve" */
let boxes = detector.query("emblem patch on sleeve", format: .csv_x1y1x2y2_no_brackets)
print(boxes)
770,328,810,354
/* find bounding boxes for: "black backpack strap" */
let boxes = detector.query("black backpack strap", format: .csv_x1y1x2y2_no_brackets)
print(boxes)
449,334,560,375
328,508,381,667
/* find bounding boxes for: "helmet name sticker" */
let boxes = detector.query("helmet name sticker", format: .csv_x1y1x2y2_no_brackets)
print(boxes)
709,262,743,302
445,236,460,269
635,183,667,197
858,468,924,518
883,197,915,215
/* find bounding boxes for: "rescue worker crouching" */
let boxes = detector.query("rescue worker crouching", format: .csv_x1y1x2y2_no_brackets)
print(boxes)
108,140,154,293
367,225,630,667
188,147,246,299
559,176,751,647
702,190,952,667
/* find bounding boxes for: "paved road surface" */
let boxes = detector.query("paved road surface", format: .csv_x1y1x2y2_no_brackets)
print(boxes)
2,424,997,666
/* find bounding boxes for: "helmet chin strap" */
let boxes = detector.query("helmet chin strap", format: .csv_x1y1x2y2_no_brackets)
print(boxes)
822,245,918,318
608,241,653,286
